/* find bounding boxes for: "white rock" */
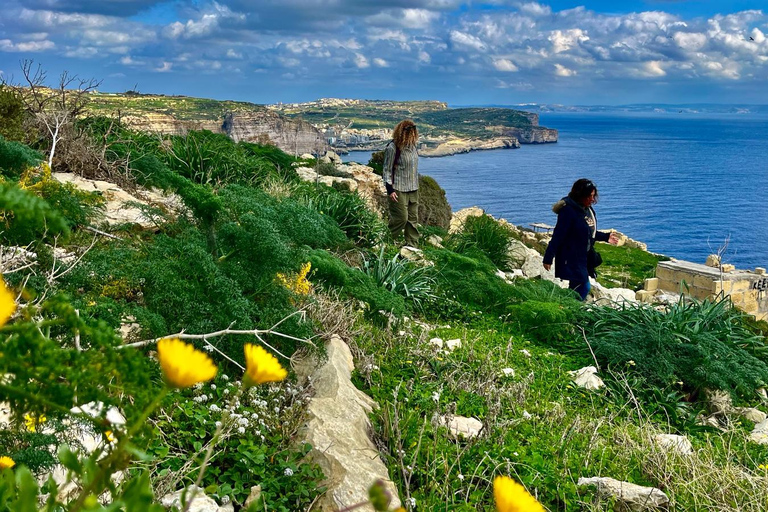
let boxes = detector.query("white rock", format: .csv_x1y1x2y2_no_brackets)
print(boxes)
70,401,126,425
439,415,483,439
426,235,444,248
445,339,462,352
738,407,767,423
749,419,768,445
653,434,693,455
577,477,669,510
399,246,424,262
160,486,220,512
449,207,485,234
501,368,515,377
569,366,605,390
429,337,444,349
300,153,316,160
590,281,638,306
293,335,401,510
243,485,262,509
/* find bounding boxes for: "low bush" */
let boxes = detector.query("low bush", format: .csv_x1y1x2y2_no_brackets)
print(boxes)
583,296,768,397
447,214,515,270
362,246,436,310
307,249,408,316
0,137,41,179
418,175,451,230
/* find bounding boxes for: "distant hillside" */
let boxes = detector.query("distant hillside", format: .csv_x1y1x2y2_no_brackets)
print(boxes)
84,93,558,155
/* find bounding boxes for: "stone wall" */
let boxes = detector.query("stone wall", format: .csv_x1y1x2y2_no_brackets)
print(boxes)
654,260,768,320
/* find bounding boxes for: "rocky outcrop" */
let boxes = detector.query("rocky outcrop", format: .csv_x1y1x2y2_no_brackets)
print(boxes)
119,113,221,136
223,111,326,156
53,173,185,229
502,126,558,144
420,137,519,157
294,162,387,217
294,335,400,512
578,477,669,511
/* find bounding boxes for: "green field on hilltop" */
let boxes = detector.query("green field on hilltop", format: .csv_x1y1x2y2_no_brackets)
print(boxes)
87,91,265,120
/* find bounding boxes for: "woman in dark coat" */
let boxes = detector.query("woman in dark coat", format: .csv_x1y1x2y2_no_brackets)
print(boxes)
543,179,619,300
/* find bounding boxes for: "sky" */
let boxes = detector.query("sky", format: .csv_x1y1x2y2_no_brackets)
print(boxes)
1,1,767,106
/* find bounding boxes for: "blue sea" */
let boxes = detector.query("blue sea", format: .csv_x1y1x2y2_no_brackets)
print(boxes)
348,112,768,270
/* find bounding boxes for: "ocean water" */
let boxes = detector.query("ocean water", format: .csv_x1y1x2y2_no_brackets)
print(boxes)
348,112,768,270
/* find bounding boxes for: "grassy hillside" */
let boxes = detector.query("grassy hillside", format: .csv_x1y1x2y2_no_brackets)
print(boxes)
87,91,265,120
2,100,768,511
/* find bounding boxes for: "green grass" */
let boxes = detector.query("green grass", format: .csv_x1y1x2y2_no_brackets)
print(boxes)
594,242,667,290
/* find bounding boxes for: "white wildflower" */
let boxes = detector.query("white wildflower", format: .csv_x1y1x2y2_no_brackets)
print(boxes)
237,426,245,434
284,468,294,476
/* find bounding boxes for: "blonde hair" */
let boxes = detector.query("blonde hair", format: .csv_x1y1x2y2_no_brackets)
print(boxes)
392,119,418,149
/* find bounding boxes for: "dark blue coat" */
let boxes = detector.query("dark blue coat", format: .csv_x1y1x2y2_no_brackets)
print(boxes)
543,197,609,282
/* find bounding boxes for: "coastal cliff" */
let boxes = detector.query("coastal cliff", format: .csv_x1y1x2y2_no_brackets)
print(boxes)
419,137,520,157
223,111,326,156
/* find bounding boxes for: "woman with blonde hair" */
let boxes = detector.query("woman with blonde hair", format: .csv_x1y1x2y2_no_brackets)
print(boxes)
383,119,420,246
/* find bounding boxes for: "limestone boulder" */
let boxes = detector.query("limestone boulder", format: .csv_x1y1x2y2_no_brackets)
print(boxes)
53,173,184,229
569,366,605,390
750,419,768,445
591,282,638,306
737,407,767,423
506,239,545,279
434,415,483,440
160,486,228,512
653,434,693,455
294,335,400,512
577,477,669,511
449,207,485,234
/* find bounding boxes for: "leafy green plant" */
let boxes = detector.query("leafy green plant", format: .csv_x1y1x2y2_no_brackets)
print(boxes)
417,175,451,230
583,296,768,397
363,246,436,310
448,214,515,270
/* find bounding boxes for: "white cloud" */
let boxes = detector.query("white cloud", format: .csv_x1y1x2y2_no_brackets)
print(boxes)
554,63,576,76
418,50,431,63
517,2,551,18
549,29,589,53
493,58,518,71
673,31,707,51
641,60,666,77
366,8,439,30
354,53,369,68
155,61,172,72
226,48,242,59
450,30,486,51
0,39,55,52
373,58,389,67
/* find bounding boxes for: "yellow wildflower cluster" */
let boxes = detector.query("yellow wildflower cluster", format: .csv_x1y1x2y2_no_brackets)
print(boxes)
276,262,312,296
0,456,14,470
0,277,16,328
494,475,545,512
24,413,47,433
156,338,287,389
18,163,53,192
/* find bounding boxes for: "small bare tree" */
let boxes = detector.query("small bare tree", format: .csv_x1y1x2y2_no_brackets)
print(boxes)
10,59,101,169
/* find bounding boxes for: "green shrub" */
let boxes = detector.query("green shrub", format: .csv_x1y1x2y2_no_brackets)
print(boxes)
0,183,69,245
0,87,25,142
367,150,384,176
583,296,768,397
418,175,451,230
505,300,575,345
0,137,42,179
362,246,435,310
292,182,386,247
307,249,407,316
447,214,515,270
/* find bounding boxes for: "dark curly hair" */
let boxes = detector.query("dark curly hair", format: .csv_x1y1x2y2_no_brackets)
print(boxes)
392,119,418,149
568,178,599,204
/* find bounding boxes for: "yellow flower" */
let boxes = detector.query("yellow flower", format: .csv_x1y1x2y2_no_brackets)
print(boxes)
0,277,16,328
0,456,15,469
24,413,46,433
759,464,768,470
104,430,115,443
243,344,287,386
157,338,217,388
494,475,545,512
276,262,312,296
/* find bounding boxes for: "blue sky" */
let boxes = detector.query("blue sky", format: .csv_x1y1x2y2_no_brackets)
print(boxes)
1,1,767,106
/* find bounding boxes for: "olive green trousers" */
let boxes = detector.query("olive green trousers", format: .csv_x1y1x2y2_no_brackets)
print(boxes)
387,190,420,247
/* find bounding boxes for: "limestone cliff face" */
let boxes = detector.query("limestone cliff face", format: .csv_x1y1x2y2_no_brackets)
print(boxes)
223,112,326,156
503,126,559,144
121,113,222,135
420,137,520,157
